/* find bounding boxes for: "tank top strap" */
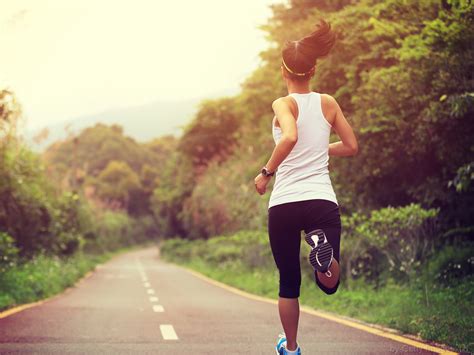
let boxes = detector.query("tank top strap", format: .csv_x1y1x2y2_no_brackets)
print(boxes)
288,92,311,125
314,92,332,129
293,92,332,130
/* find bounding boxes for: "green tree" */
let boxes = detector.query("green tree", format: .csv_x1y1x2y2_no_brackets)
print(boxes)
179,98,240,167
94,160,142,209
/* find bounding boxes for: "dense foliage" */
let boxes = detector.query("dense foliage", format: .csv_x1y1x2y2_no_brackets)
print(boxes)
0,91,155,264
44,123,167,217
149,0,473,241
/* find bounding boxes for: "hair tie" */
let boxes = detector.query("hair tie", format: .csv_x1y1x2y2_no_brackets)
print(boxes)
282,57,314,76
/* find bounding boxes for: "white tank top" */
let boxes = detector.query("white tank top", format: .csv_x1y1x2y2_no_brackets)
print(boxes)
268,92,338,209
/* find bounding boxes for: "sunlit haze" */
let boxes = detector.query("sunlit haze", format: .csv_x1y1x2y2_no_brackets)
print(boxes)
0,0,279,129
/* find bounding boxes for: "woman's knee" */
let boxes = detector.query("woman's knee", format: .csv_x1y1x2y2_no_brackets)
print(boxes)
279,284,300,298
279,267,301,298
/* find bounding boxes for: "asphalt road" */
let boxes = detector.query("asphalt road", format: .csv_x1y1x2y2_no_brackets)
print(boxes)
0,246,441,354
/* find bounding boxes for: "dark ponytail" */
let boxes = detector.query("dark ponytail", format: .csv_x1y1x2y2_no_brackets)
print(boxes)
281,19,336,80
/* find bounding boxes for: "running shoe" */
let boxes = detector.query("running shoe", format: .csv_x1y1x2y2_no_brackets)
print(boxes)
304,229,333,273
275,333,301,355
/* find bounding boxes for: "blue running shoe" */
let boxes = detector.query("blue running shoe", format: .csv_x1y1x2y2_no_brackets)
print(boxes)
305,229,333,273
275,333,301,355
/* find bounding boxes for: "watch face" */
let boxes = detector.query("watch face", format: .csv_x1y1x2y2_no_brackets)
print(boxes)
261,167,272,176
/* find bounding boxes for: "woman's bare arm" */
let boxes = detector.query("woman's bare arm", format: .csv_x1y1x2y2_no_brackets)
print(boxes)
325,95,358,156
264,97,298,172
254,96,297,195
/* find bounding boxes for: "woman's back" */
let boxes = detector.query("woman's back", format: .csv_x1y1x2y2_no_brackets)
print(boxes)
269,91,337,208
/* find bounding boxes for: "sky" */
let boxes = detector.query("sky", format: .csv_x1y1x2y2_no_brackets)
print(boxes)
0,0,280,129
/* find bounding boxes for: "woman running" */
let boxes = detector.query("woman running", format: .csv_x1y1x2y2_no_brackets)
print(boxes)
254,20,358,355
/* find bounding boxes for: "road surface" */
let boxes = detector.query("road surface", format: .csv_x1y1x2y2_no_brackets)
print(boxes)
0,246,444,354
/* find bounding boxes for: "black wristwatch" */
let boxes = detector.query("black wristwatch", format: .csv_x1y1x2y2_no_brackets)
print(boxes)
261,166,275,177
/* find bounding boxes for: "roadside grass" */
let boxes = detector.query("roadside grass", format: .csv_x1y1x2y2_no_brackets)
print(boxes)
0,241,156,312
160,232,473,353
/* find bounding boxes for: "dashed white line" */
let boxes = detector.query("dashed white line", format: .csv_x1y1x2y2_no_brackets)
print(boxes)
160,324,178,340
137,259,174,340
153,305,164,312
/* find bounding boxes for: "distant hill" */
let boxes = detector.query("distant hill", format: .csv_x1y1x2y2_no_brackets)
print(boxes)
24,88,238,151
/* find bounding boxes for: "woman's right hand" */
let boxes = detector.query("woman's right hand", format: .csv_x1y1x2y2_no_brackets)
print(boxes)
254,173,271,195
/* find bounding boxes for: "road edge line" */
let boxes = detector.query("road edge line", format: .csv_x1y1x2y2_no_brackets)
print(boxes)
177,264,458,355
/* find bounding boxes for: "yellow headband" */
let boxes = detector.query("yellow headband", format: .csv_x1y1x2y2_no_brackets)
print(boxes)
282,57,314,76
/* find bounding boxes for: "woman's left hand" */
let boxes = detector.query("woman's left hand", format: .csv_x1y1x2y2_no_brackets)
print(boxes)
254,173,271,195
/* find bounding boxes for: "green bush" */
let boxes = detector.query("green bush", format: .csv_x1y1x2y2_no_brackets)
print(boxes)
340,204,439,285
48,191,96,256
159,238,193,262
365,204,438,274
83,210,135,253
160,230,274,270
0,252,102,310
0,141,57,256
0,232,19,273
0,126,97,257
129,215,160,243
424,245,474,286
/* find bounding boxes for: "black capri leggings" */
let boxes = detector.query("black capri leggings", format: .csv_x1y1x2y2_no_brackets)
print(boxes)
268,199,341,298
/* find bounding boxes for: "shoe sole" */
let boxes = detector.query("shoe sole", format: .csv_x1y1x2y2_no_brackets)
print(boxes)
276,345,300,354
305,229,333,273
276,335,285,355
275,346,301,354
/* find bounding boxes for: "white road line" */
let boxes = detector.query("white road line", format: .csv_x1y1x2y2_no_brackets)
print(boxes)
136,260,149,281
153,305,164,312
144,282,151,287
160,325,178,340
149,296,159,302
147,289,155,294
